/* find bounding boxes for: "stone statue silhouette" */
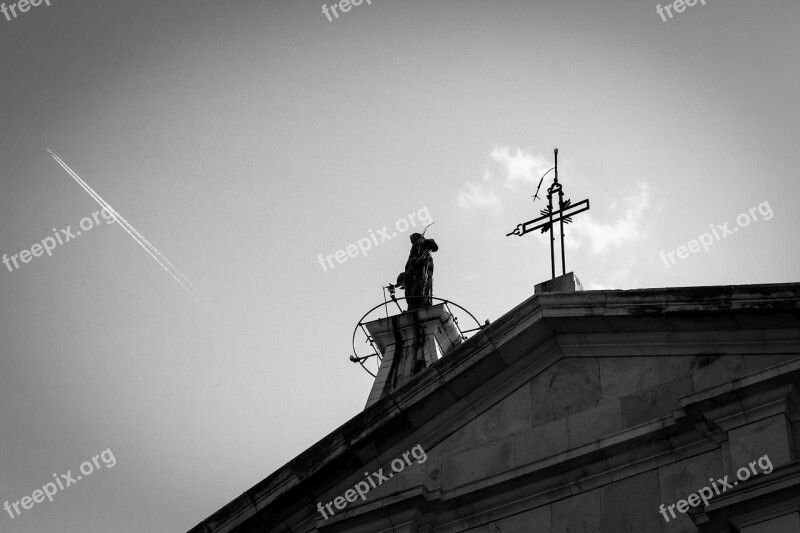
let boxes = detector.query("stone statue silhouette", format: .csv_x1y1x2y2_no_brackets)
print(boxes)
395,232,438,311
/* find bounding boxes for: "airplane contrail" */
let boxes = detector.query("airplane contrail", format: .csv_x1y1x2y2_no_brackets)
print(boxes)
48,150,205,299
48,149,213,310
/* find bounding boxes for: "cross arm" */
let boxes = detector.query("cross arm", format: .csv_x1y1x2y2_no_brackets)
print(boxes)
506,199,590,237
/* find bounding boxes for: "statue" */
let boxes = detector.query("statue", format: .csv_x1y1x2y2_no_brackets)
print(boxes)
395,232,438,311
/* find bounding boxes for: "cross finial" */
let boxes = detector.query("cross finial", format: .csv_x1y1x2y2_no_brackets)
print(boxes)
506,148,590,280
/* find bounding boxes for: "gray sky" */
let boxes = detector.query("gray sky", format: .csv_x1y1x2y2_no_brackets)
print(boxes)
0,1,798,531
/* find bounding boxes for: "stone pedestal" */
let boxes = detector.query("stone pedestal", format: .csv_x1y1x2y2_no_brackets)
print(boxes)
364,303,463,409
534,272,583,294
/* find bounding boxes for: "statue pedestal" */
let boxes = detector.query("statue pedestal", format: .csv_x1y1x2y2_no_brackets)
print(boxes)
364,303,462,408
534,271,583,295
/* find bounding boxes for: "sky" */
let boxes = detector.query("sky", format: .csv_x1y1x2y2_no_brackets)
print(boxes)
0,0,798,532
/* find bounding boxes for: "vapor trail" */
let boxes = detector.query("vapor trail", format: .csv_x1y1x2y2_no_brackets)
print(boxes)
48,149,213,309
49,150,205,300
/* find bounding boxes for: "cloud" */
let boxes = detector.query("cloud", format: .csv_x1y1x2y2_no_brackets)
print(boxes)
567,183,650,254
457,180,501,212
489,146,554,189
456,146,556,214
584,268,631,290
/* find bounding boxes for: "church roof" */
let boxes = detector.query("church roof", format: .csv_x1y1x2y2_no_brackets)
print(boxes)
188,282,800,533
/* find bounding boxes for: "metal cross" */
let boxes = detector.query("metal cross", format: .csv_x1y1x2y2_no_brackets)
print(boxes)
506,148,591,279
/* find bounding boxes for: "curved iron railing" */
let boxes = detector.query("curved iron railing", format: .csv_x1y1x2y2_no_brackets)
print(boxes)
349,296,485,378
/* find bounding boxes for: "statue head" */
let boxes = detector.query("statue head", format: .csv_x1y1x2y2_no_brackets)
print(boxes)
409,232,438,253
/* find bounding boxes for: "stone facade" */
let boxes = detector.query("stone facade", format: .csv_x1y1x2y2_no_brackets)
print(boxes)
189,283,800,533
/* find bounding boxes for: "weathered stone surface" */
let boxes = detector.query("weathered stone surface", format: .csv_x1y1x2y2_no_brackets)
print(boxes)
741,512,800,533
693,355,744,391
485,507,551,532
658,355,697,384
551,488,601,533
441,437,515,491
744,354,800,374
793,420,800,459
535,272,583,294
365,304,461,408
394,454,441,493
567,400,622,449
476,385,531,443
658,450,722,533
600,471,662,533
621,377,694,427
493,317,555,368
432,419,479,457
344,466,398,508
599,357,660,401
729,414,794,469
662,351,785,390
531,358,601,427
515,418,569,466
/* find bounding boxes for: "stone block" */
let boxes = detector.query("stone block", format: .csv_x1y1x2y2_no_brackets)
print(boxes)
793,420,800,459
476,385,532,443
692,355,744,391
657,450,722,533
531,358,601,427
432,419,479,457
493,320,555,368
395,455,441,493
658,356,696,384
515,418,569,466
741,512,800,533
600,471,662,533
552,488,601,533
599,357,660,401
535,272,583,294
441,437,515,491
485,507,551,532
621,377,694,427
353,467,398,505
567,400,622,449
659,354,750,392
744,354,800,374
729,414,794,470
